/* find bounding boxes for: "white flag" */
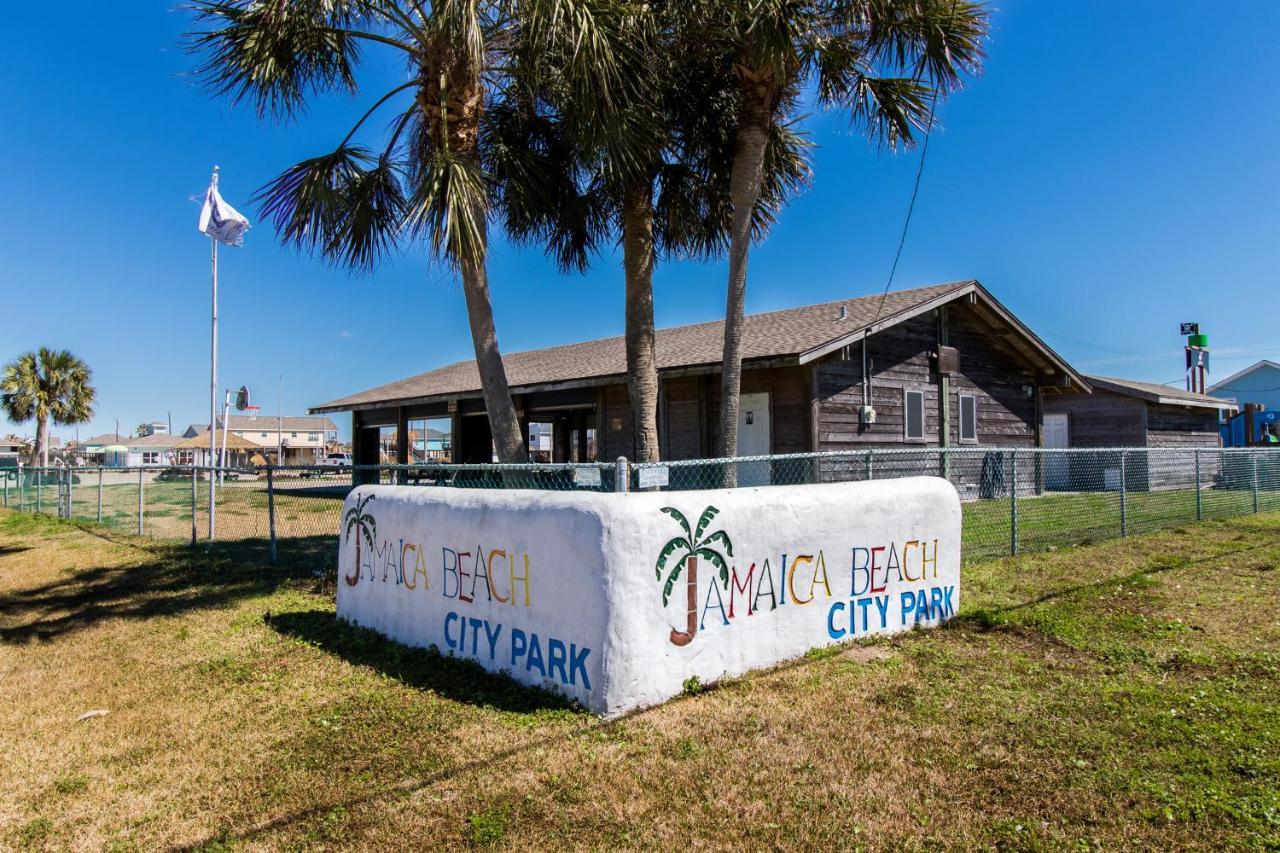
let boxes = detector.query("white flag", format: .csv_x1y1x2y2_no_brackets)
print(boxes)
198,169,250,246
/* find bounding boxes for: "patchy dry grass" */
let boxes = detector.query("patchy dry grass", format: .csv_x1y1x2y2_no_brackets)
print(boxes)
1,509,1278,850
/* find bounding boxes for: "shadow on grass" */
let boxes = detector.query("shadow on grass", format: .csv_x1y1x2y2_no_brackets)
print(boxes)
0,529,339,644
267,609,576,714
956,541,1260,631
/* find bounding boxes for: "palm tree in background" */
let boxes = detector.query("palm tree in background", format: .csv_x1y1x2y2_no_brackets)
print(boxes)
1,348,96,468
501,1,809,462
187,0,629,463
699,0,988,465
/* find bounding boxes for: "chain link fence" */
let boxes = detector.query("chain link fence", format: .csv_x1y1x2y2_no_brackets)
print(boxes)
4,448,1279,567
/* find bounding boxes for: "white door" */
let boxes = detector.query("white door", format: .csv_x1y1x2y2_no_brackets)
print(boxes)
736,393,772,486
1043,413,1069,490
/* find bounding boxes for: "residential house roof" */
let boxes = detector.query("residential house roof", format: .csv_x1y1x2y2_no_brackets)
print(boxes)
1207,360,1280,394
125,434,179,449
83,433,128,448
312,280,1089,413
1086,375,1237,411
173,431,263,450
183,416,339,437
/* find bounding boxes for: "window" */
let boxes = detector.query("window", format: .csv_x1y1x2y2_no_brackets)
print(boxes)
291,432,298,438
261,432,269,438
142,452,160,465
904,389,925,440
959,394,978,443
307,432,320,441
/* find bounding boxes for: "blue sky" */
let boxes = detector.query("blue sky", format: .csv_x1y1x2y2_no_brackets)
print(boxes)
2,2,1277,443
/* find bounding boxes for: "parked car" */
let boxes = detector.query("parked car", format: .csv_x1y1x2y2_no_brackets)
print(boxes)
301,452,352,478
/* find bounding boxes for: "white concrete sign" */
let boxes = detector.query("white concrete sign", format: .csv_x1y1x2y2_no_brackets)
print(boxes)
336,477,961,716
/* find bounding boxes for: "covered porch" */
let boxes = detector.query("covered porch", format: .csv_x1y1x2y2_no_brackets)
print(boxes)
348,387,604,467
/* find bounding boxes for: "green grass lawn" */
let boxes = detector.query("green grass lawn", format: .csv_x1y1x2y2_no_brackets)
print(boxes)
1,508,1277,849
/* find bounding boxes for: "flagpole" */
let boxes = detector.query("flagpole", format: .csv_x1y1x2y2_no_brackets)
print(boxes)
209,166,219,541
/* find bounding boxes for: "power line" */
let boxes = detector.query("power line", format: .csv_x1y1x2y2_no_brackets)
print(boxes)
869,0,959,327
869,94,940,327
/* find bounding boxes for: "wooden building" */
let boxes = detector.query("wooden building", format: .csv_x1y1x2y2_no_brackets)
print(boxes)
311,281,1089,472
1041,375,1235,491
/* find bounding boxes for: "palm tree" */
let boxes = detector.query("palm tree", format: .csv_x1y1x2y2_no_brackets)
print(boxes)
342,492,377,587
187,0,628,463
654,505,734,646
497,1,808,462
1,349,95,468
699,0,988,465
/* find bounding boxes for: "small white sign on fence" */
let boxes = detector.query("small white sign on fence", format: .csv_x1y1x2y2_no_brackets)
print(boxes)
637,465,669,490
572,466,601,487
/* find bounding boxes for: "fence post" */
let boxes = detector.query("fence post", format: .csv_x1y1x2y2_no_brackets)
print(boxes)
1194,449,1202,522
267,465,278,565
97,468,104,524
1119,451,1128,537
36,471,42,514
1252,454,1260,514
2,469,7,508
614,457,630,493
67,467,75,519
1010,450,1018,556
865,450,873,481
19,468,24,512
190,466,197,546
209,465,217,542
137,467,145,536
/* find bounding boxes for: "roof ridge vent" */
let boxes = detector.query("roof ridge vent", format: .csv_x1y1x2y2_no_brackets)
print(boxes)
837,304,848,320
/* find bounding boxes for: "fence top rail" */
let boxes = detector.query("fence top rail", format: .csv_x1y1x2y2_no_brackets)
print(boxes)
631,445,1280,469
8,445,1279,478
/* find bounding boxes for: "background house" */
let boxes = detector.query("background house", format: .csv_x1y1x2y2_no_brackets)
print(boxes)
1,435,26,461
182,415,339,464
311,281,1090,488
1208,360,1280,445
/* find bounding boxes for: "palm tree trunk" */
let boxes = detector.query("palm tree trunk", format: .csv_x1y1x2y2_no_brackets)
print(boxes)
459,249,528,464
622,181,660,463
346,536,361,587
32,413,48,469
717,88,775,475
669,555,698,647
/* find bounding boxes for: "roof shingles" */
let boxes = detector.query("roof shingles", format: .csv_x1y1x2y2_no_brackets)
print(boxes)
314,281,973,412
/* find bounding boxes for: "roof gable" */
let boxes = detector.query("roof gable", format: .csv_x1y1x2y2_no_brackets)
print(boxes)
1207,360,1280,394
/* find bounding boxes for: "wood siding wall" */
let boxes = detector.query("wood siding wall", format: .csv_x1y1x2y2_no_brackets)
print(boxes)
1042,389,1147,448
813,308,1039,450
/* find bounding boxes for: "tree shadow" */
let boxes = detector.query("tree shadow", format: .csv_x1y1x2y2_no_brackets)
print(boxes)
955,542,1259,630
0,544,29,557
0,535,337,644
266,609,576,714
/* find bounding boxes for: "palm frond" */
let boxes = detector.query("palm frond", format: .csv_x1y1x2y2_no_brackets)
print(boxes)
660,506,692,540
655,535,692,580
661,555,688,607
695,547,730,587
700,529,734,558
184,0,369,120
693,505,720,542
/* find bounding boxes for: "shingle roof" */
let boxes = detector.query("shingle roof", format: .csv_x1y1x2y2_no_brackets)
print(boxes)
313,281,991,413
1087,375,1237,410
186,415,339,434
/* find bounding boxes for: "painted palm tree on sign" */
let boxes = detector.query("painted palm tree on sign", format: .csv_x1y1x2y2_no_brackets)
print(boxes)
343,493,377,587
655,505,734,646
